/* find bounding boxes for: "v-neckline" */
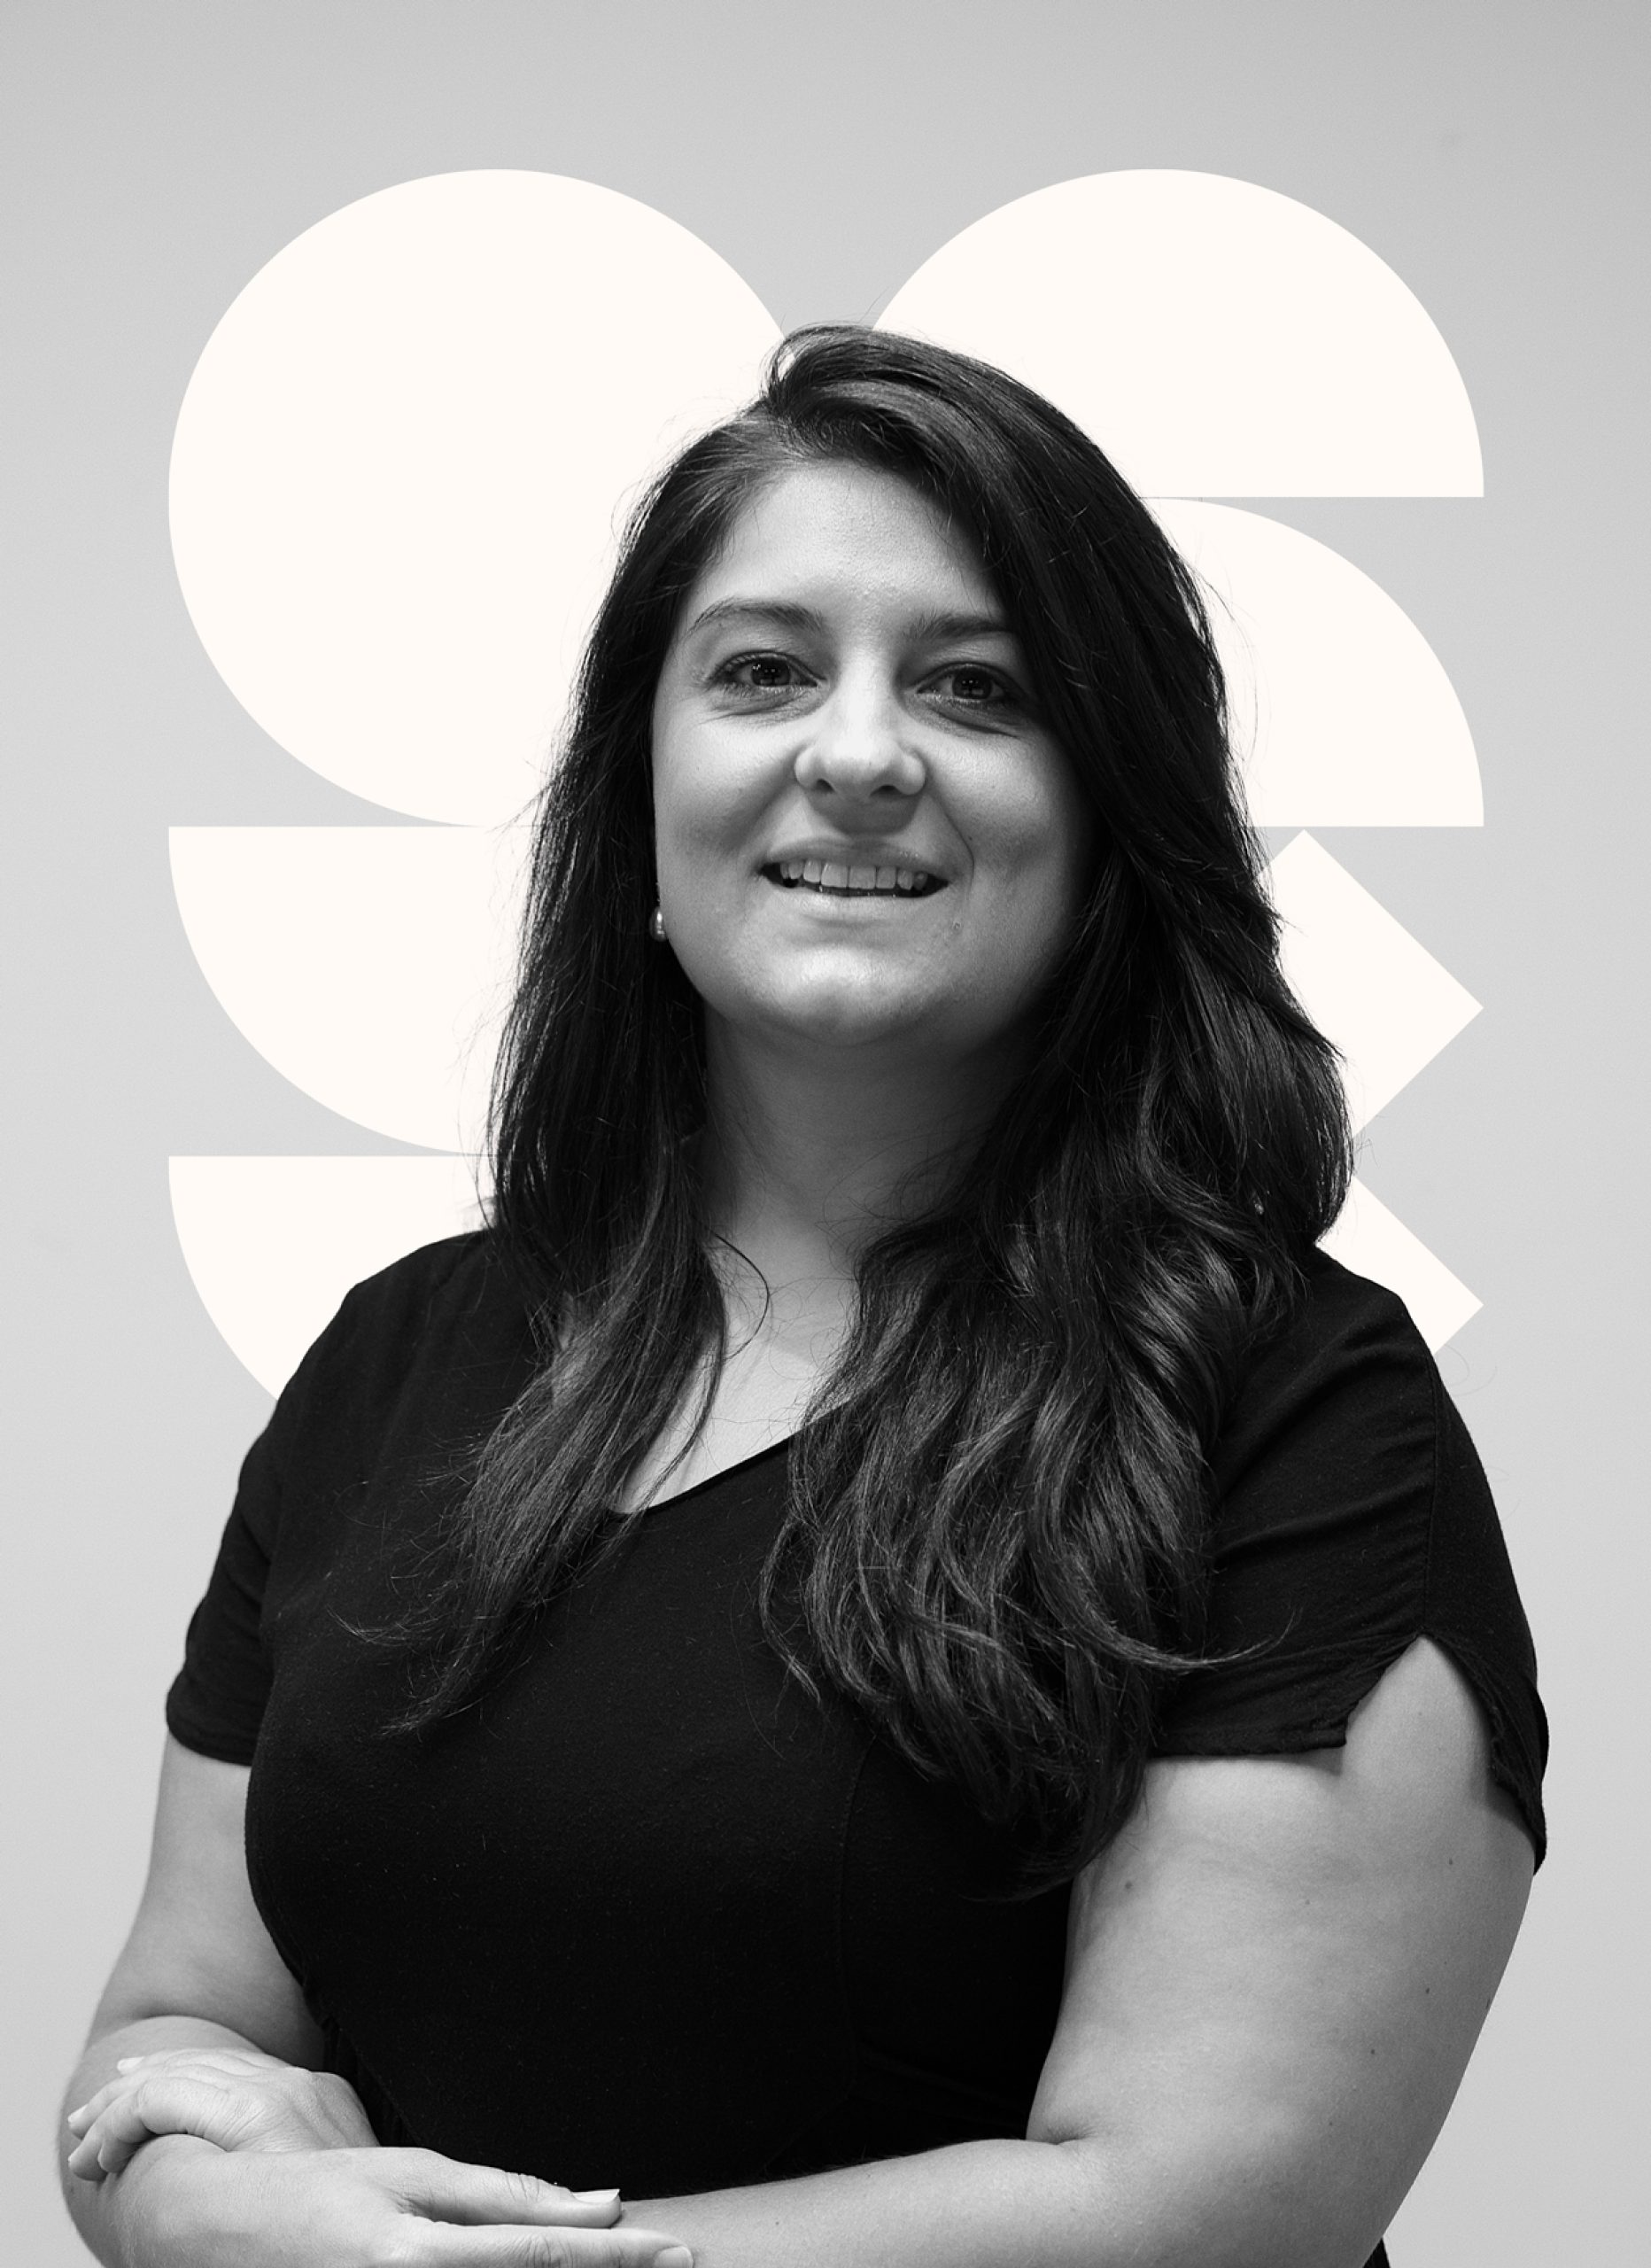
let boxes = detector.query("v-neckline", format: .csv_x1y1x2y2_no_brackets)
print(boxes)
628,1428,800,1516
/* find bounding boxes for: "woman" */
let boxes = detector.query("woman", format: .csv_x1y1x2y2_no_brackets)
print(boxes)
60,327,1544,2268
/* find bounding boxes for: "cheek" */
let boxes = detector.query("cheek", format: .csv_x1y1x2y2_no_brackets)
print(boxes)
975,770,1094,907
1028,756,1099,902
653,723,767,876
959,786,1095,997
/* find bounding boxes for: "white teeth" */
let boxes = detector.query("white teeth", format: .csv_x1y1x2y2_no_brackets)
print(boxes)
769,858,939,896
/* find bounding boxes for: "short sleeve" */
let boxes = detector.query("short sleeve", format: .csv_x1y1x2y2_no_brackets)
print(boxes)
164,1302,342,1764
164,1233,487,1767
1153,1258,1548,1867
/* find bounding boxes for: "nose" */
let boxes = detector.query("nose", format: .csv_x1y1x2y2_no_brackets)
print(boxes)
793,678,926,804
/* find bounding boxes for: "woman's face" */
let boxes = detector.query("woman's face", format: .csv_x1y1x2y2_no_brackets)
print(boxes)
650,459,1097,1082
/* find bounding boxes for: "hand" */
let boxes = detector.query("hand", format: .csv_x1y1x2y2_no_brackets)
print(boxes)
67,2047,378,2178
100,2140,694,2267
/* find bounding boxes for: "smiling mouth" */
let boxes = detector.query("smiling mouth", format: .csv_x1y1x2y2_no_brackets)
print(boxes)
762,858,946,898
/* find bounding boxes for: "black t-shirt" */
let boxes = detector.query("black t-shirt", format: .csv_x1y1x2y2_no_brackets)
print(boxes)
167,1233,1546,2255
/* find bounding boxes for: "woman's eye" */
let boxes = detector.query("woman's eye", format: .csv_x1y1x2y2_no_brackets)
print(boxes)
715,653,807,694
928,664,1012,708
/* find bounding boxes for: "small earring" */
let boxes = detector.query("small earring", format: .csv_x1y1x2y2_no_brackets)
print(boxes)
649,903,666,944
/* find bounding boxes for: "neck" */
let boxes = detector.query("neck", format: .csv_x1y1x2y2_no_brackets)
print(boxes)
696,1021,1019,1300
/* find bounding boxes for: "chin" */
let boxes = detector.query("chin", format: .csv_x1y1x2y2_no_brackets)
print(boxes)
740,974,943,1054
773,1002,934,1052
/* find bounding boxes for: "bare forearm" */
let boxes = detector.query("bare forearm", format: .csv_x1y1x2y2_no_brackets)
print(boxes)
633,2128,1384,2268
58,2016,269,2265
633,2140,1110,2268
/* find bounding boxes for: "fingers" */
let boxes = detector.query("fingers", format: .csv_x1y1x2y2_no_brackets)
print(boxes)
423,2231,694,2266
66,2073,252,2181
61,2130,693,2262
66,2048,377,2171
382,2157,691,2260
102,2048,287,2091
66,2049,287,2136
66,2079,131,2133
385,2153,628,2229
113,2047,287,2074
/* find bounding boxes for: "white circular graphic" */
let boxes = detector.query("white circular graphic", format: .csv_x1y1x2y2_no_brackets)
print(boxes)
170,1156,490,1395
880,170,1482,497
171,824,527,1152
1155,501,1483,826
171,171,781,826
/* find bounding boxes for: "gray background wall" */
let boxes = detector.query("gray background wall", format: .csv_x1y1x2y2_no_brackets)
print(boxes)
4,3,1646,2258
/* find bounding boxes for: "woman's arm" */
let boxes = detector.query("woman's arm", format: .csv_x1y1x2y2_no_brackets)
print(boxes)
59,1738,689,2267
621,1636,1532,2268
58,1739,329,2258
81,1639,1531,2265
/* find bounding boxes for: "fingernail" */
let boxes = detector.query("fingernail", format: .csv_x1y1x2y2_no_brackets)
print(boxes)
655,2249,694,2267
66,2105,89,2126
573,2186,620,2203
115,2057,142,2071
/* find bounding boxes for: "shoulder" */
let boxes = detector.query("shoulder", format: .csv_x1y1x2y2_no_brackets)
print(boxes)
1248,1247,1431,1397
266,1230,531,1454
1213,1250,1438,1495
304,1229,514,1366
220,1229,540,1586
316,1229,502,1353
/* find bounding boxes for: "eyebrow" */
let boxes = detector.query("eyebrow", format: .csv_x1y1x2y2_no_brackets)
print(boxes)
682,597,1016,643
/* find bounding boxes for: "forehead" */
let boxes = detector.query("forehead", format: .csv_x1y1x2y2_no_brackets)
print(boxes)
684,460,999,625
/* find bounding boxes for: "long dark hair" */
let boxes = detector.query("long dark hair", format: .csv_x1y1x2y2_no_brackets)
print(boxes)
381,326,1351,1891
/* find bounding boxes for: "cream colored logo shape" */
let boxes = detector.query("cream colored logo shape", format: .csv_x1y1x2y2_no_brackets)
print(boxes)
168,169,1484,1393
